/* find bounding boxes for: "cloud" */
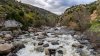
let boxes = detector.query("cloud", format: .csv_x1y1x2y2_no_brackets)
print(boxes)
20,0,96,15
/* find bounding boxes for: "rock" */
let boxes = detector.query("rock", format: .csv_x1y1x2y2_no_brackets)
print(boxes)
72,43,84,48
37,35,46,39
0,39,5,44
48,49,56,55
7,52,17,56
12,42,25,53
57,50,63,54
42,32,48,36
0,43,13,54
38,42,44,45
44,48,49,55
79,40,89,44
43,44,49,47
51,41,59,45
4,34,13,41
45,48,56,56
28,28,33,32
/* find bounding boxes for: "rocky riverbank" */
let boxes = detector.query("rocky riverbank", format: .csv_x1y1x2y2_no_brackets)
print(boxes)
0,26,99,56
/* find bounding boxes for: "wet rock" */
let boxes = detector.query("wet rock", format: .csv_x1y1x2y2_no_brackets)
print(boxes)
34,33,39,36
57,50,63,54
38,42,44,45
45,48,56,56
37,36,46,39
7,52,17,56
43,44,49,47
12,42,25,53
48,49,56,56
51,41,59,45
42,32,48,36
79,40,89,44
72,43,84,48
0,43,13,54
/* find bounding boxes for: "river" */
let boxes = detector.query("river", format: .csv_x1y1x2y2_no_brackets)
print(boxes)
15,26,96,56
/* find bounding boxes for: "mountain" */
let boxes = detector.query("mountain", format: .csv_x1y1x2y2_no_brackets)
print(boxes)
0,0,58,29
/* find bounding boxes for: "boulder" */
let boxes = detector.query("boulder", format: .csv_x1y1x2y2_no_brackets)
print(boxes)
72,43,84,48
12,42,25,53
51,41,59,45
37,35,46,39
0,43,13,54
4,34,13,41
43,44,49,47
44,48,49,55
42,32,48,36
57,50,63,54
38,42,44,45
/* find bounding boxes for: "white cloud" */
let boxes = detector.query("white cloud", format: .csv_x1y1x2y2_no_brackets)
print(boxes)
20,0,96,15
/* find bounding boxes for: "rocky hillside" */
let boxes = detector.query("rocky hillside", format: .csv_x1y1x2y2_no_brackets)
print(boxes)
0,0,58,29
60,1,97,31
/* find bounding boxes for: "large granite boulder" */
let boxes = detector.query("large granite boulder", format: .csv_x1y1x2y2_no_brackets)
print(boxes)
0,43,13,54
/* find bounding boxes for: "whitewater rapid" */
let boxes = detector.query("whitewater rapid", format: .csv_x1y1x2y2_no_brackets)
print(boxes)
16,27,96,56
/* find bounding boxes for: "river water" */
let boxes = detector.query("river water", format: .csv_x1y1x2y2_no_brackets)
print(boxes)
16,26,96,56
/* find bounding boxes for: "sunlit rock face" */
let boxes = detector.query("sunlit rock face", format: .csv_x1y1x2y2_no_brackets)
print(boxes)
4,20,22,28
16,27,96,56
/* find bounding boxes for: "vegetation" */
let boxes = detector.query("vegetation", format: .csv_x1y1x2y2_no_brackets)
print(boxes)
0,0,58,29
60,1,98,31
89,0,100,32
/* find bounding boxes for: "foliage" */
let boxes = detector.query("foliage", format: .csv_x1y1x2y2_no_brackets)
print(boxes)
0,0,58,29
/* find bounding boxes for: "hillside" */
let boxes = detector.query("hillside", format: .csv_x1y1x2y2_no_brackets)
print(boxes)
0,0,58,29
60,1,97,31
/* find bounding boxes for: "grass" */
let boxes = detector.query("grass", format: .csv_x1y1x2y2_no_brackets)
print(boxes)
90,21,100,32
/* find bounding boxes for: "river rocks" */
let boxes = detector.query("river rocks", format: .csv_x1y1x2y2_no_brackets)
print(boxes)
57,50,63,54
37,36,46,39
43,44,49,47
41,32,48,36
38,41,44,45
4,34,13,41
51,41,59,45
72,43,84,48
0,43,13,54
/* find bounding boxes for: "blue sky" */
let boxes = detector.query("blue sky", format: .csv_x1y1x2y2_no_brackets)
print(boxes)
19,0,96,15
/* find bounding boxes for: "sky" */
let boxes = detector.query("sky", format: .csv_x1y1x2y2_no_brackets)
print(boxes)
18,0,96,15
